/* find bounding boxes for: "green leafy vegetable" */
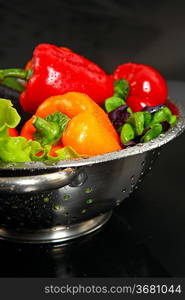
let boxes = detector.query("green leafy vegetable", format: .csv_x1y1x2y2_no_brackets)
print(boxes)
0,137,43,162
47,146,81,161
0,98,21,137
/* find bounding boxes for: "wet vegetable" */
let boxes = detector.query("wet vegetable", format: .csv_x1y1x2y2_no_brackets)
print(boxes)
0,99,20,137
0,137,42,162
127,112,145,136
113,62,168,112
33,111,70,146
120,123,135,144
113,79,129,100
47,146,81,161
104,96,125,113
141,124,163,143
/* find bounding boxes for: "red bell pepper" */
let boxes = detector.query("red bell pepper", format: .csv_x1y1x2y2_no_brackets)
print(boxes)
8,128,18,137
113,63,168,112
0,44,113,113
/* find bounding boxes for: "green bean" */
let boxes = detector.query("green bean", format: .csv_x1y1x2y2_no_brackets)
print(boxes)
163,106,172,116
141,124,162,143
150,109,167,124
127,112,144,135
150,107,173,125
120,123,135,144
169,115,177,125
127,107,133,114
144,111,152,127
104,96,125,113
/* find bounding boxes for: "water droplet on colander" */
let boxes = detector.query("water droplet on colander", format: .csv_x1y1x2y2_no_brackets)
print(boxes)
122,188,126,193
53,205,63,211
63,194,71,200
130,175,135,181
85,187,92,194
141,171,144,175
141,161,145,166
116,200,121,206
86,199,93,204
149,166,152,171
11,204,17,209
43,197,50,203
64,212,70,216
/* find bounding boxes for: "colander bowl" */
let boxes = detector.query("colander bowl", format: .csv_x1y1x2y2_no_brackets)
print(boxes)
0,87,184,243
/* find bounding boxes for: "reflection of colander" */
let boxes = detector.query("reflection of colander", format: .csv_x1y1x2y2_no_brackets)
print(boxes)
0,89,184,243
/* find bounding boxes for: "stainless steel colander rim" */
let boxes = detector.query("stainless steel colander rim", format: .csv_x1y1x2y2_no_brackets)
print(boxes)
0,99,185,171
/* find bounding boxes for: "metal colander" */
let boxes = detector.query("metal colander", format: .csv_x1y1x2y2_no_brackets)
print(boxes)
0,99,184,243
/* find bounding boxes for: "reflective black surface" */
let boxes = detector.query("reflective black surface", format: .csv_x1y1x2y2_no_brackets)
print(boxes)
0,211,169,278
0,0,185,278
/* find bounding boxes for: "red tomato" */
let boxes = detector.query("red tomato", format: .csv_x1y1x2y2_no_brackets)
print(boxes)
113,63,168,112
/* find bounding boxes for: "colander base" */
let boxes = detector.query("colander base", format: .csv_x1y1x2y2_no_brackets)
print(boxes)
0,211,112,244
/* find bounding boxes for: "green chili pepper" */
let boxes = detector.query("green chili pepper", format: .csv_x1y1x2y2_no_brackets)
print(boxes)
120,123,135,144
141,124,162,143
113,78,130,100
104,96,125,113
33,111,70,146
127,112,145,136
0,98,20,137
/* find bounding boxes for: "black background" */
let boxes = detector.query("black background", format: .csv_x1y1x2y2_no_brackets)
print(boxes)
0,0,185,277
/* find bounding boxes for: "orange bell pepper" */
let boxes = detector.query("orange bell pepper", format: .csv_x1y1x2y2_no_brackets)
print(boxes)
62,111,121,155
21,92,121,156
